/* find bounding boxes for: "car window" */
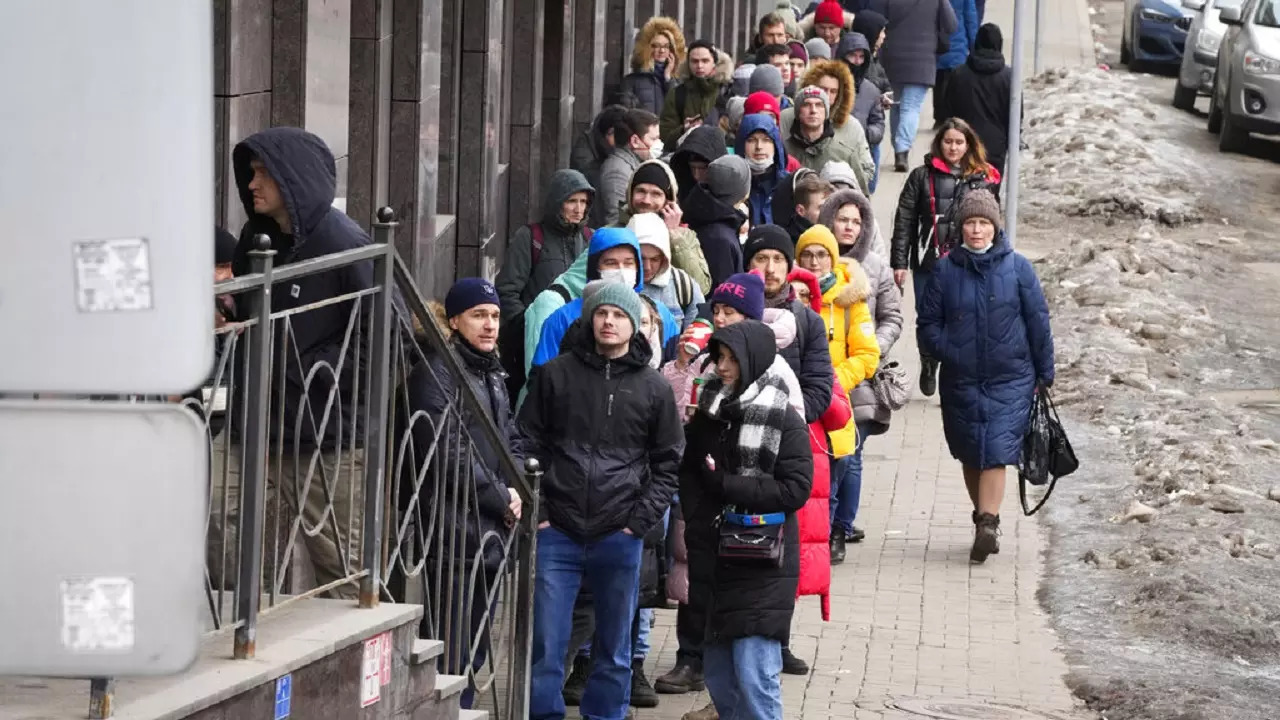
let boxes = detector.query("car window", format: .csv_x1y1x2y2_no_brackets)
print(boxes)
1257,0,1280,26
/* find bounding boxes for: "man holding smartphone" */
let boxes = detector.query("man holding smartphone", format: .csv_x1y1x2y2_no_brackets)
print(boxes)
659,40,734,147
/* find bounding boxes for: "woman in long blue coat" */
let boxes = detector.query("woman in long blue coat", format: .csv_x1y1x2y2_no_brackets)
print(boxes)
917,189,1054,564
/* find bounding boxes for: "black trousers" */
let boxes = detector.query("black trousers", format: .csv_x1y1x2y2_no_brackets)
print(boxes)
934,67,956,124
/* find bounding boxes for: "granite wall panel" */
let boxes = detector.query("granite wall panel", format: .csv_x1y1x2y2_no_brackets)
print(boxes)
215,0,273,96
217,91,272,233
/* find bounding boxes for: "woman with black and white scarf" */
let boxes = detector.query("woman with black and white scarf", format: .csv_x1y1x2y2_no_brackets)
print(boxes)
679,319,813,719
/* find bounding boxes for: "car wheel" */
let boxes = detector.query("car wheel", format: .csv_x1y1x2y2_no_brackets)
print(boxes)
1173,80,1197,112
1207,87,1224,132
1219,108,1249,153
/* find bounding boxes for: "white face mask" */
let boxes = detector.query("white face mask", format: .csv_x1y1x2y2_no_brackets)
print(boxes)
747,157,773,175
648,139,665,159
599,268,638,287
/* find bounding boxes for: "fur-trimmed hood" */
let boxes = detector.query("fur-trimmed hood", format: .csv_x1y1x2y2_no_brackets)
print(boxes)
817,188,876,262
631,16,686,75
800,60,855,128
831,257,870,307
676,48,736,85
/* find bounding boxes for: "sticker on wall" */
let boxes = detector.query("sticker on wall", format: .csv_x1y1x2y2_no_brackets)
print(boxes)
379,631,392,686
60,576,135,652
274,674,292,719
360,635,382,707
72,238,154,313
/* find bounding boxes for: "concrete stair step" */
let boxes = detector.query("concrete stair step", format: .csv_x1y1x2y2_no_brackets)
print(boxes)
459,710,489,720
434,673,468,701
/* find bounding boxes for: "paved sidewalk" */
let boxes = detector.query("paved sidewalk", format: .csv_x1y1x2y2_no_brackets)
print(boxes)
627,2,1096,718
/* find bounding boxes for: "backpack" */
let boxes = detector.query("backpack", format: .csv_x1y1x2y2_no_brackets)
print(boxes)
671,268,695,310
530,222,593,267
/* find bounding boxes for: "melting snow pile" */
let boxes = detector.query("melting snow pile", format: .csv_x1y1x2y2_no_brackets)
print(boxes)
1023,68,1203,226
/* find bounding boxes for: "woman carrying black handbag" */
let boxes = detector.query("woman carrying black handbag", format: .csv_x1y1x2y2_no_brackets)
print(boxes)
680,320,813,720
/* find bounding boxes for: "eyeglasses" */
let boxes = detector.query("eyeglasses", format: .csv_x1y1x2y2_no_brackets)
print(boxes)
798,249,831,262
651,42,671,50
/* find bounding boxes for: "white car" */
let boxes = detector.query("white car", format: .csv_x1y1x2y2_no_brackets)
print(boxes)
1174,0,1245,109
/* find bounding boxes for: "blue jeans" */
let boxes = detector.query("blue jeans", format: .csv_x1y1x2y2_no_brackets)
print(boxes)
632,508,669,659
869,143,881,194
531,527,644,720
703,636,784,720
890,83,930,154
829,422,872,535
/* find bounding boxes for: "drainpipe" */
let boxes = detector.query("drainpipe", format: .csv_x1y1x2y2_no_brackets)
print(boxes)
1005,0,1027,247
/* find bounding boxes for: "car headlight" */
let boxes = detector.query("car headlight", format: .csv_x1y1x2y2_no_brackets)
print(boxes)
1139,7,1175,21
1196,29,1223,53
1244,50,1280,75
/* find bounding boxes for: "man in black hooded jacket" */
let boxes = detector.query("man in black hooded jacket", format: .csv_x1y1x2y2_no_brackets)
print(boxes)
520,283,684,718
943,23,1014,176
228,126,374,598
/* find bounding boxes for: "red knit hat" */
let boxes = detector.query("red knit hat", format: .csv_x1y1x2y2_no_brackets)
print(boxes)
814,0,845,27
787,267,823,313
744,91,781,125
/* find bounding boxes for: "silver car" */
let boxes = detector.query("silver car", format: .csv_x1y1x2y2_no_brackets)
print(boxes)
1174,0,1243,109
1209,0,1280,151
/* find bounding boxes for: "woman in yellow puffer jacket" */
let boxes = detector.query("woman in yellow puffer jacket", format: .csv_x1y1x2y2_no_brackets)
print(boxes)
796,224,880,563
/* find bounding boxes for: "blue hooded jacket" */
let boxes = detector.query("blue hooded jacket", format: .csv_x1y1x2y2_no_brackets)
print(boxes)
530,227,678,369
917,234,1055,468
735,115,790,228
938,0,979,70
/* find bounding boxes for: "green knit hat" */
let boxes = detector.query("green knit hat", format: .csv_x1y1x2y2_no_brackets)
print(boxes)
581,281,643,337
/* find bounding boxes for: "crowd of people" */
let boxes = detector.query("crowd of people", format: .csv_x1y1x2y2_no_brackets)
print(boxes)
209,1,1053,719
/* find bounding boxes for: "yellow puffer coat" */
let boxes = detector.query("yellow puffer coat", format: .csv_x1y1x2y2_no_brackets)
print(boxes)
820,258,881,456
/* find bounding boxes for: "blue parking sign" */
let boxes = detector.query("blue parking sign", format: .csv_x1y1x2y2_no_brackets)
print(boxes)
274,674,292,719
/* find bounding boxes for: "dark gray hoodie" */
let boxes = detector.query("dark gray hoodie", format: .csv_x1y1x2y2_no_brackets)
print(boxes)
495,169,595,322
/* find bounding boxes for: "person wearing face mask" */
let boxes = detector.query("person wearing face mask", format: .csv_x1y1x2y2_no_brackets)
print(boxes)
916,190,1054,564
735,115,791,228
684,155,752,289
659,40,735,148
622,17,686,117
890,119,1000,396
618,159,713,295
600,109,663,227
528,226,679,373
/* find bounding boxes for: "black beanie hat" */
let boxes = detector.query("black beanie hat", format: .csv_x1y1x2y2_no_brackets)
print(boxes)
976,23,1004,52
215,227,238,265
743,224,795,270
630,162,675,201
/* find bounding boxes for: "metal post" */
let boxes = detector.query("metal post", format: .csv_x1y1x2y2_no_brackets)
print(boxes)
88,677,115,719
507,458,542,720
234,234,276,659
360,208,397,608
1033,0,1045,74
1005,0,1027,247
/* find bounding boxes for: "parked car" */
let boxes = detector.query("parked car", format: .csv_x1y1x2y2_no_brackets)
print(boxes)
1208,0,1280,151
1123,0,1196,70
1174,0,1244,109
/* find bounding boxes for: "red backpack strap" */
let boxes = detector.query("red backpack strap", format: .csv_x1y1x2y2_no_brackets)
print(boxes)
583,227,594,243
529,223,544,265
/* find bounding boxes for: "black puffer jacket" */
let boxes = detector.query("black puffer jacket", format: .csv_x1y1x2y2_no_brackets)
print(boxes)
231,127,374,450
680,322,813,644
518,322,685,542
891,154,999,271
398,337,525,572
942,25,1013,172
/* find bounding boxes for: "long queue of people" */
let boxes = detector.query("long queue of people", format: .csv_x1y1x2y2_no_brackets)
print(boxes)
400,3,1055,720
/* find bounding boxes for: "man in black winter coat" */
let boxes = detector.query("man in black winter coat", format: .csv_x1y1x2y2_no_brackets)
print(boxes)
519,284,685,719
685,155,751,289
396,278,525,709
669,125,728,204
227,126,375,599
943,23,1013,175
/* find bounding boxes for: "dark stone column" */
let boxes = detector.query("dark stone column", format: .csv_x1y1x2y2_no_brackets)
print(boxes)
271,0,353,206
604,0,636,97
637,0,661,21
508,0,546,235
388,0,446,293
682,0,699,40
541,0,576,180
660,0,685,20
701,0,716,46
454,0,506,279
348,0,393,232
213,0,273,232
740,0,754,56
573,0,607,139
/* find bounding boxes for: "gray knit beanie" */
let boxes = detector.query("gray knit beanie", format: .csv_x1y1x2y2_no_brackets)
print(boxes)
581,282,644,337
819,160,858,189
953,189,1004,230
748,64,785,99
732,64,757,97
805,38,833,61
706,155,752,206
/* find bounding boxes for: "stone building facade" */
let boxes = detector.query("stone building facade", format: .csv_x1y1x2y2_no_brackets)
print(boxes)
214,0,762,298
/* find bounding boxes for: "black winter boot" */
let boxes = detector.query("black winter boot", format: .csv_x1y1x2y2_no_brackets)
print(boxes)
562,653,589,706
781,646,810,675
894,151,910,171
830,531,847,564
971,513,1001,564
919,357,939,397
630,659,659,707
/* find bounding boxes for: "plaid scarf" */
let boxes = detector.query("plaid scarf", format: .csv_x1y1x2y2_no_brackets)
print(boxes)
697,367,792,478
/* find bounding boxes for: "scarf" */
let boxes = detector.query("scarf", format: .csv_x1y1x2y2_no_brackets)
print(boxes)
697,368,792,477
818,271,838,295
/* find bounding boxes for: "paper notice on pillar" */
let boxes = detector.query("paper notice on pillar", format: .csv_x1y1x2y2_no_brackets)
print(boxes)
60,577,135,652
360,635,382,707
379,631,393,686
72,238,154,313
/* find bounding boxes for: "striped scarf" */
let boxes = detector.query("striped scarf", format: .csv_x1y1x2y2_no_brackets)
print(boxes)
697,368,792,477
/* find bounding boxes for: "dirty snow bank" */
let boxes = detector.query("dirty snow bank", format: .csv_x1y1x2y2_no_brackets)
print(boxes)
1023,68,1204,226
